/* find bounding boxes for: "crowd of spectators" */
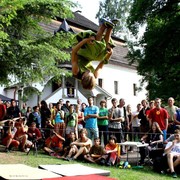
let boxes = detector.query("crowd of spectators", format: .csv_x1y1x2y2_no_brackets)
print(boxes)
0,96,180,178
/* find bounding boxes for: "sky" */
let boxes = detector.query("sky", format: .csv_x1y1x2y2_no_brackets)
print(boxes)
72,0,100,24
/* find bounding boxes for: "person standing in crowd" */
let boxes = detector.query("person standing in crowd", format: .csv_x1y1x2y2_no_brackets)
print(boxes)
75,104,85,134
40,100,51,129
146,100,155,118
131,103,142,142
65,104,78,139
77,98,82,111
49,103,56,126
81,102,87,113
26,106,32,122
118,98,129,142
62,100,70,114
84,97,99,140
54,102,65,137
165,97,178,135
126,104,133,151
0,98,6,121
149,98,168,140
108,98,124,144
28,106,41,128
21,103,27,117
98,99,109,146
138,99,150,136
6,99,21,119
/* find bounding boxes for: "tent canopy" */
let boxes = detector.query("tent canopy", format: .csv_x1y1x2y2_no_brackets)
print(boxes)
0,94,12,102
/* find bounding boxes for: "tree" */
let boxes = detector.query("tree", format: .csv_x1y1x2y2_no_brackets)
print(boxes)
127,0,180,103
96,0,133,37
0,0,75,86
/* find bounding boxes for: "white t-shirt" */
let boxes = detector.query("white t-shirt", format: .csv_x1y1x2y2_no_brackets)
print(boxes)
165,141,180,156
131,111,140,127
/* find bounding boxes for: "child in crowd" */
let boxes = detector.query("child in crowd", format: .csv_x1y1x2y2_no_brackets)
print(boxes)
43,130,65,156
84,137,106,163
71,18,118,90
100,135,119,166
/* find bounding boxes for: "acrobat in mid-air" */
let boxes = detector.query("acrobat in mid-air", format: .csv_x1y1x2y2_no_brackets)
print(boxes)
71,18,118,90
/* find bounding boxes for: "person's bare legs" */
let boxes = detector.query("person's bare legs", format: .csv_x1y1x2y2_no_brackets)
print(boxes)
6,135,13,148
96,24,106,41
173,156,180,169
167,153,175,172
104,27,113,46
67,145,78,158
73,147,88,159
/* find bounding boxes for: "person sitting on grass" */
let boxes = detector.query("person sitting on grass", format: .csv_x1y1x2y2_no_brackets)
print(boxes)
2,120,19,152
62,131,77,160
66,128,92,161
164,129,180,178
99,135,119,166
14,118,32,152
71,18,118,90
43,130,65,157
27,122,42,147
84,137,106,164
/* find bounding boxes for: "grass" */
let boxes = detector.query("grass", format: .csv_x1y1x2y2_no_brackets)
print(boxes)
0,149,174,180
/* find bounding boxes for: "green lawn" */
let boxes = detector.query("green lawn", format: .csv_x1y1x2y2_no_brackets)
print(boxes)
0,150,175,180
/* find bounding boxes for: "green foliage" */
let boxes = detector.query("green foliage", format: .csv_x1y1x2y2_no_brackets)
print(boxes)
0,0,75,86
127,0,180,102
96,0,133,36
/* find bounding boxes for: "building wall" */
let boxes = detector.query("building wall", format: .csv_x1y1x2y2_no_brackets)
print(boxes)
93,62,147,110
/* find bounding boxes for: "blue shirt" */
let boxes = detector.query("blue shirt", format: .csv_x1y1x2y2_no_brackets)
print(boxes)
84,105,99,128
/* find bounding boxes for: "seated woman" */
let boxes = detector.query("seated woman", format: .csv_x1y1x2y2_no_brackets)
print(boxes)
164,129,180,178
67,128,92,160
62,131,77,159
84,137,106,163
71,18,117,90
139,122,163,165
100,135,119,166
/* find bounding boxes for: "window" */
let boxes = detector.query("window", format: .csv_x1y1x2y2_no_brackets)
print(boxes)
114,81,118,94
98,78,103,88
133,83,137,96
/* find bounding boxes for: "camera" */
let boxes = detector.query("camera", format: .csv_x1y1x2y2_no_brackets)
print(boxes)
32,133,37,141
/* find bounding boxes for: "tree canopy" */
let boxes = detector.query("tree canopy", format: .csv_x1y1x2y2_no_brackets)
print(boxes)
127,0,180,103
96,0,133,37
0,0,75,86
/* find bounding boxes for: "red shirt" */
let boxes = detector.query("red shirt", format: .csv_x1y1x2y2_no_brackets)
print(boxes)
0,104,6,120
28,128,42,139
149,108,168,130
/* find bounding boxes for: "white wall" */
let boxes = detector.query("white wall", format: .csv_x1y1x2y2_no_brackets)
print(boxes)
93,62,147,110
